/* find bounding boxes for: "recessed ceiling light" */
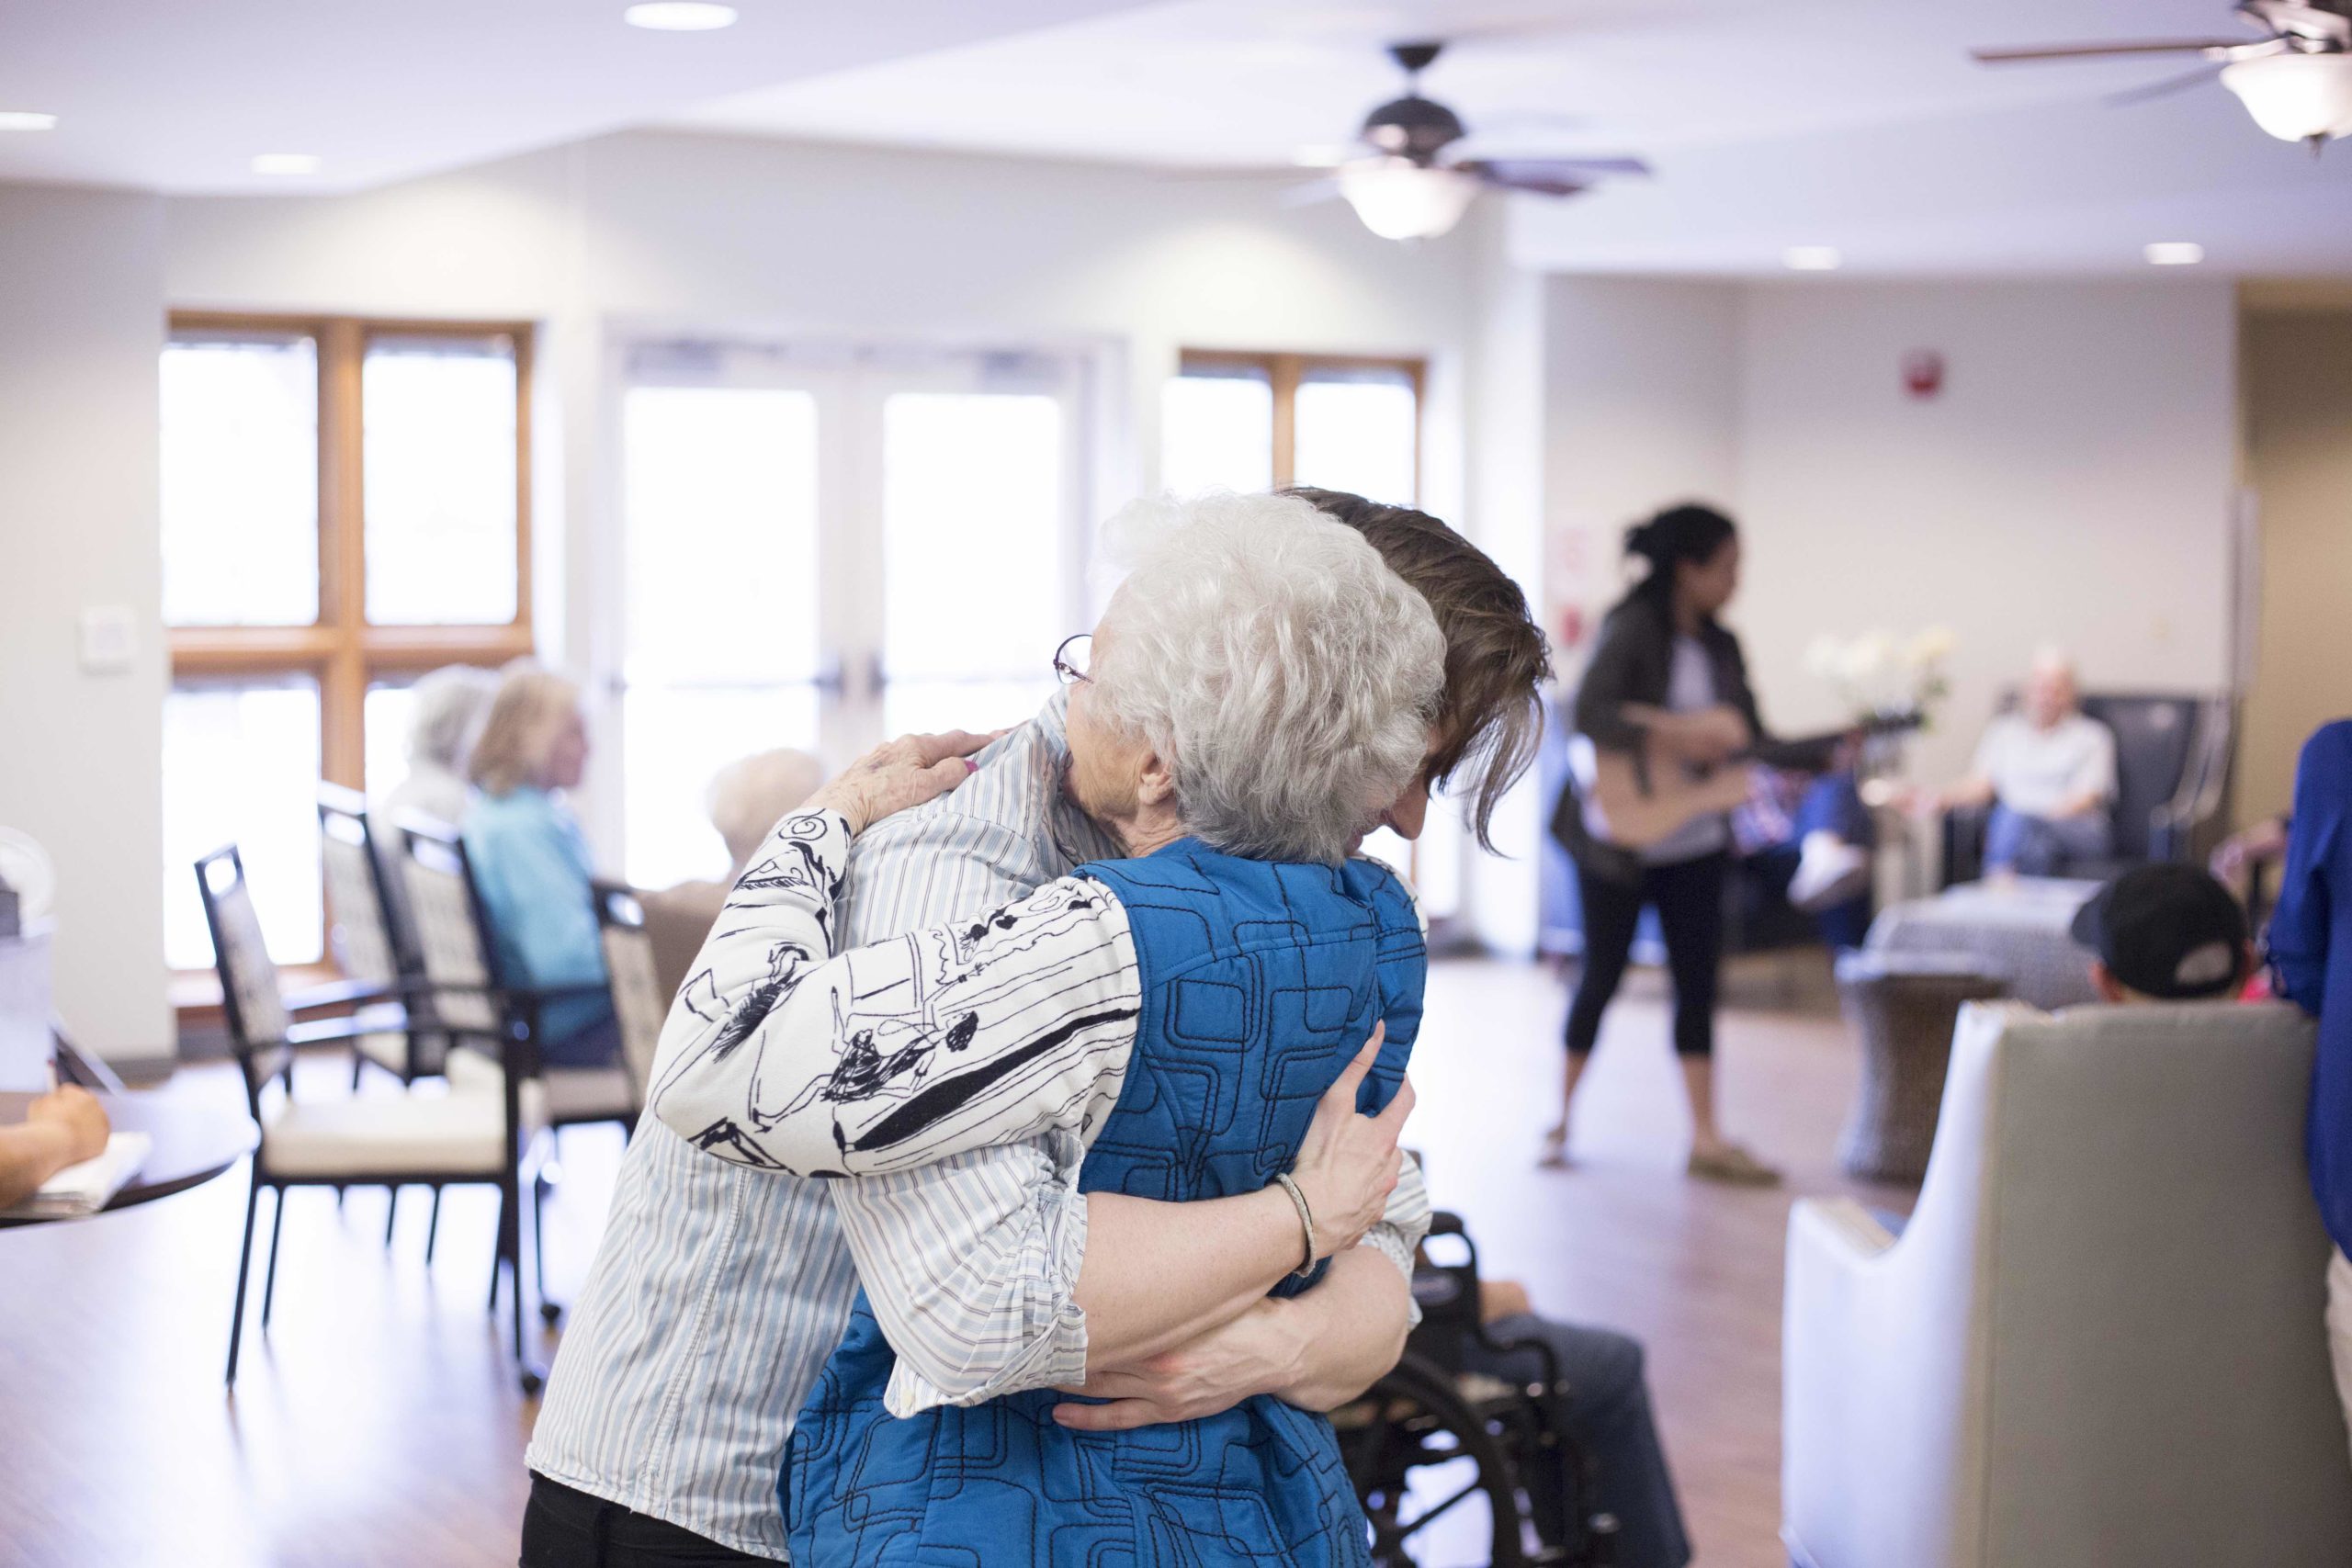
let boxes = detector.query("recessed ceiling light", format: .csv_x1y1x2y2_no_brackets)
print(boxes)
2144,241,2205,266
624,2,738,29
251,152,322,175
0,111,59,131
1782,245,1841,272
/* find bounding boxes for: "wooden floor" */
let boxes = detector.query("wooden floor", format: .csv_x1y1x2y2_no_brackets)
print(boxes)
0,954,1907,1567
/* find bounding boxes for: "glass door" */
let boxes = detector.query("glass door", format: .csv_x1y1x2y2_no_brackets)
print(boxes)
616,343,1090,886
618,344,851,887
865,351,1086,746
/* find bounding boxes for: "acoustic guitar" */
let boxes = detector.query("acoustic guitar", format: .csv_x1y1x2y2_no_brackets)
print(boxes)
1575,708,1923,852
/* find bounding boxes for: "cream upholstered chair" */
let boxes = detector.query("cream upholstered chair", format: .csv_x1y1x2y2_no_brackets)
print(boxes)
317,782,436,1087
398,819,633,1323
1783,999,2352,1568
397,819,635,1143
593,882,666,1114
196,844,541,1393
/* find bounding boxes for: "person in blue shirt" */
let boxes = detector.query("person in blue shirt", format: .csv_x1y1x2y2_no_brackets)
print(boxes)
462,667,618,1067
2268,717,2352,1452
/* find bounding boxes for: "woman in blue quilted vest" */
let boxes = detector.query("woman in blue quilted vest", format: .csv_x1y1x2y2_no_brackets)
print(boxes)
650,492,1447,1565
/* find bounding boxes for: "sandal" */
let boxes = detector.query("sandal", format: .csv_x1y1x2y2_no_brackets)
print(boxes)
1688,1141,1781,1186
1537,1124,1573,1169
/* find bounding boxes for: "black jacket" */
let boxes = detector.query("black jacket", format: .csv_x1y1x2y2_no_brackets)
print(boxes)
1551,595,1835,886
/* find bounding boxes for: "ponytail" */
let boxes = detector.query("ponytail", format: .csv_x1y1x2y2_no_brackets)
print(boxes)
1615,502,1737,615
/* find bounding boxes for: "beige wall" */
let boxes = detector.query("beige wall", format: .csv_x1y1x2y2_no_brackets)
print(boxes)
0,186,172,1063
1540,277,2241,791
2240,310,2352,824
1735,279,2239,786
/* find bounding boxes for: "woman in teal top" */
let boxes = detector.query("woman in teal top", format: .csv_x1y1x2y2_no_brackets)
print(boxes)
462,668,617,1066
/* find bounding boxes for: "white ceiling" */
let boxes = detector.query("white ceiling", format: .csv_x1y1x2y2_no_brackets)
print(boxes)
667,0,2352,275
5,0,2347,273
0,0,1158,193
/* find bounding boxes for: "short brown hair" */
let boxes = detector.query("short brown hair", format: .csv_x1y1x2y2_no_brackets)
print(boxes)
1284,488,1551,851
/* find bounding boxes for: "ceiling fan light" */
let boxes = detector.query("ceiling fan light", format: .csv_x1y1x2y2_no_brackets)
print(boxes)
2221,53,2352,143
623,2,738,30
1339,158,1478,241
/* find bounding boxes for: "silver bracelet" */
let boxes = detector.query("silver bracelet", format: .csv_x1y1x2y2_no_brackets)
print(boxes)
1272,1171,1317,1279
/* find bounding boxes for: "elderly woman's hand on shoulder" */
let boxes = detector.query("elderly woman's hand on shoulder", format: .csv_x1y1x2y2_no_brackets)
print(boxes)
807,730,1001,835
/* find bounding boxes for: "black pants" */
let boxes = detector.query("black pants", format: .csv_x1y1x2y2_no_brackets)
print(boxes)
521,1473,775,1567
1462,1315,1692,1568
1564,853,1726,1058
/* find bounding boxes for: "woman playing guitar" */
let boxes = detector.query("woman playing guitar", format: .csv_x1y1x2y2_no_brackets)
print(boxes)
1545,503,1843,1183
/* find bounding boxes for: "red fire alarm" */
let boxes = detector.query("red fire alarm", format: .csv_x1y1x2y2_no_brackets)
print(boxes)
1902,349,1946,400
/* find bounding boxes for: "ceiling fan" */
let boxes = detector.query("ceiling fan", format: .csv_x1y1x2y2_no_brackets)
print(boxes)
1328,40,1651,241
1973,0,2352,150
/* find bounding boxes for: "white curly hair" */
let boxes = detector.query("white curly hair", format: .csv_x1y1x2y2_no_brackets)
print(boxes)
1092,491,1445,864
406,664,501,773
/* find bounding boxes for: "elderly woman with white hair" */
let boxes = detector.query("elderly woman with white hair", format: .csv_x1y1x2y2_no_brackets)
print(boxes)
379,663,501,829
650,492,1443,1566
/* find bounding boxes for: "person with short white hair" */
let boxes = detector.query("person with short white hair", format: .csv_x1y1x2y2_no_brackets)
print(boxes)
1938,648,2117,876
379,663,500,829
645,491,1442,1562
639,749,829,1001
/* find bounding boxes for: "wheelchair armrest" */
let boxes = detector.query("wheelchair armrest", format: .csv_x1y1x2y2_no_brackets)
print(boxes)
1471,1320,1566,1399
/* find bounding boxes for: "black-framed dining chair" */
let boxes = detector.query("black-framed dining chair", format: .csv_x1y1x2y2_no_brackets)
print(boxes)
593,881,666,1116
317,782,438,1088
196,843,543,1393
395,819,629,1327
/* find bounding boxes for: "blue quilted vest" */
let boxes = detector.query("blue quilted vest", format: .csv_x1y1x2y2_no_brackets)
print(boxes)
783,840,1426,1567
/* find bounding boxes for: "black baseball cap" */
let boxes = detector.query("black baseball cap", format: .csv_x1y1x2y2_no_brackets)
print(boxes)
2069,863,2250,1000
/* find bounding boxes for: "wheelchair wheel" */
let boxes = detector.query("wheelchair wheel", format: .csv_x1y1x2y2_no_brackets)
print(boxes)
1336,1352,1531,1568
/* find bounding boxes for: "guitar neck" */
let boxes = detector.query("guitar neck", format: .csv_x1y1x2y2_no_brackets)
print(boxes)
1737,716,1919,771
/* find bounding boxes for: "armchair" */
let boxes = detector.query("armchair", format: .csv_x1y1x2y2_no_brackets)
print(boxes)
1941,692,2233,886
1783,999,2352,1568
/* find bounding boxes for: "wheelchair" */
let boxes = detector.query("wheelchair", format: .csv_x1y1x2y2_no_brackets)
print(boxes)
1332,1212,1621,1567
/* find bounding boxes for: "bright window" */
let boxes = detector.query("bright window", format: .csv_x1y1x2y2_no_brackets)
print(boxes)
1160,349,1461,920
363,335,521,625
162,679,322,969
1159,364,1272,496
620,385,826,888
1294,365,1419,506
615,347,1091,886
880,390,1065,739
621,686,823,888
164,314,534,979
160,334,319,627
1160,351,1420,499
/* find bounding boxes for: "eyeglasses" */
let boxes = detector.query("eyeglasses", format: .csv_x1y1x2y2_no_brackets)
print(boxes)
1052,632,1093,686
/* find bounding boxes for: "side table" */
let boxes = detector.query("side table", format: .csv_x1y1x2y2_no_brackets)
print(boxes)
1834,951,2007,1182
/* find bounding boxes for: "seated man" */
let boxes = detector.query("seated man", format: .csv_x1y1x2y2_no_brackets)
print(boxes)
1740,767,1875,951
639,748,825,1001
1464,1277,1690,1568
1939,650,2117,878
0,1084,108,1209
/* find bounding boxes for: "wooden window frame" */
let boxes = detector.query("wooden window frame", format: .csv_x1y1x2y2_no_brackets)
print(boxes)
167,312,537,1011
1174,349,1425,496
